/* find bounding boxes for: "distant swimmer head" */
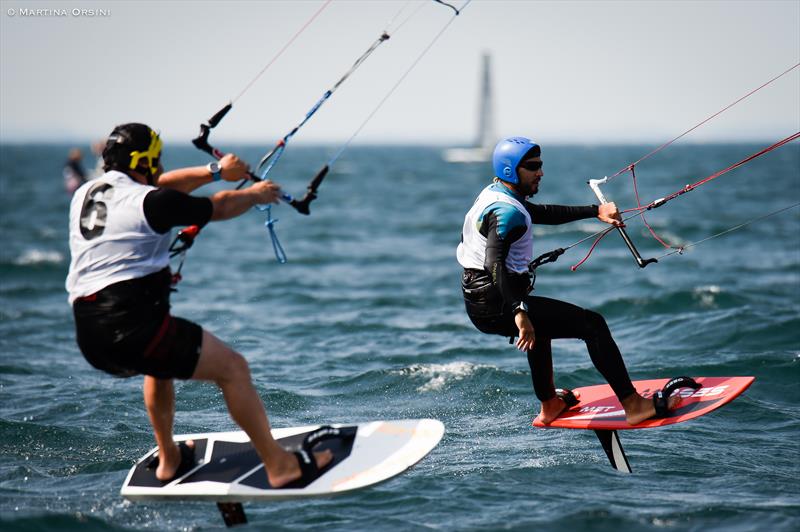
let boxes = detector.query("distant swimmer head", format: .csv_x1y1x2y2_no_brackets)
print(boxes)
103,123,163,184
492,137,540,185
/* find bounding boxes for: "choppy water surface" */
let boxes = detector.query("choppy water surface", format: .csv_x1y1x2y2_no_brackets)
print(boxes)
1,143,798,531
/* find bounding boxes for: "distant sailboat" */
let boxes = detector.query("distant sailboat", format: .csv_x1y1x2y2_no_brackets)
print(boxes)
443,52,495,163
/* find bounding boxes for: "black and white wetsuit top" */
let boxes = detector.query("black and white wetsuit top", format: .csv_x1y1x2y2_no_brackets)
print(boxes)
457,181,599,313
457,183,533,275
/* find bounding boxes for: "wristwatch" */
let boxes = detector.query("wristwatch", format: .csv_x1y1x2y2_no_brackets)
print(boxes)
206,162,222,181
513,301,529,315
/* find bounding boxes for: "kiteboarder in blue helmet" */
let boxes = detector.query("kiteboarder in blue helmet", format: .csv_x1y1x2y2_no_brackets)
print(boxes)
457,136,683,425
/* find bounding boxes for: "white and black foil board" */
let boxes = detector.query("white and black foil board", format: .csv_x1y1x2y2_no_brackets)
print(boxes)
121,419,444,502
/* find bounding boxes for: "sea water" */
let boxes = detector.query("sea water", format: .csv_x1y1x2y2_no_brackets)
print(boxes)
1,143,798,531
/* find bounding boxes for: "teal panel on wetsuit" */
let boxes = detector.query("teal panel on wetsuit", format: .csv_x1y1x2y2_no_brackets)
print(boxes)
477,184,527,240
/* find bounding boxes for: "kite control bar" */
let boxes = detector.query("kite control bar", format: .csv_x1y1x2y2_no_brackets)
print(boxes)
192,103,320,215
588,177,657,269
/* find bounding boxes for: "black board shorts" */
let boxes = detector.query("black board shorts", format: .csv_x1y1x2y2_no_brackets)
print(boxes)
72,268,202,379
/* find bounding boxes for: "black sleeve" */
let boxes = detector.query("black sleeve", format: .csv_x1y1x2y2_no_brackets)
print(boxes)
481,211,527,310
143,189,213,234
525,203,599,225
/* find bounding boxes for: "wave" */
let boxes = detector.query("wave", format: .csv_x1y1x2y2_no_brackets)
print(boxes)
12,249,64,266
392,361,497,392
598,284,749,315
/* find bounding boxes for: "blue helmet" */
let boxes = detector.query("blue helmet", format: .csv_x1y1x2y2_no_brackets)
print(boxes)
492,137,540,184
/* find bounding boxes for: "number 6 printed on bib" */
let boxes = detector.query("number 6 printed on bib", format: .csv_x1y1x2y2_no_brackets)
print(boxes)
79,182,113,239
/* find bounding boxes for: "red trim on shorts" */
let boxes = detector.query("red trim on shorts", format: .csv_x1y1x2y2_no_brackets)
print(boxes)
142,313,172,358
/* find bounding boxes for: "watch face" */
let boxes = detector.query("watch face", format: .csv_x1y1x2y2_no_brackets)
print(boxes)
209,162,220,172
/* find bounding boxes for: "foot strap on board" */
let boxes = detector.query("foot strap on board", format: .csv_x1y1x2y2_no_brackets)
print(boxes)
287,425,344,487
555,388,580,408
653,376,701,417
293,449,318,480
146,440,197,484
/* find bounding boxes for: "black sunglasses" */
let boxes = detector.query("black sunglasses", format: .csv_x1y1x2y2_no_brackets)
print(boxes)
519,160,543,172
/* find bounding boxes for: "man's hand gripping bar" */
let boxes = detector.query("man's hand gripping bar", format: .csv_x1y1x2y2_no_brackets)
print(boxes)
192,103,323,215
588,177,657,268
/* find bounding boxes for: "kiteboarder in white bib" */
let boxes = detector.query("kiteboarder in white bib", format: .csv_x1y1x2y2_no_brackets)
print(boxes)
67,123,332,485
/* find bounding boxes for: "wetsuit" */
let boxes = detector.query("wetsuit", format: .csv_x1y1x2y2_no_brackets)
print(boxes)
66,171,212,379
457,182,636,402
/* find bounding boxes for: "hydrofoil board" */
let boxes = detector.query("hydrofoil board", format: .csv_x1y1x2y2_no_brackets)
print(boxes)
121,419,444,526
532,376,753,473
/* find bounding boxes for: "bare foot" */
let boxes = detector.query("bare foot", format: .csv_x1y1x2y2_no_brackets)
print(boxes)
622,393,681,425
266,448,334,488
155,439,194,481
537,392,580,425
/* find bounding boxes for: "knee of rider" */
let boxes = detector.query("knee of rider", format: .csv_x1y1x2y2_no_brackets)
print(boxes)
226,352,252,381
583,309,609,336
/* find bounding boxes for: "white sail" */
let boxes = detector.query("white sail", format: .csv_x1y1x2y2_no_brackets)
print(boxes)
443,52,495,163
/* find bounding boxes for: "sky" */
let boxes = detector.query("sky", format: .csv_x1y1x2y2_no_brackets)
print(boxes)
0,0,798,145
